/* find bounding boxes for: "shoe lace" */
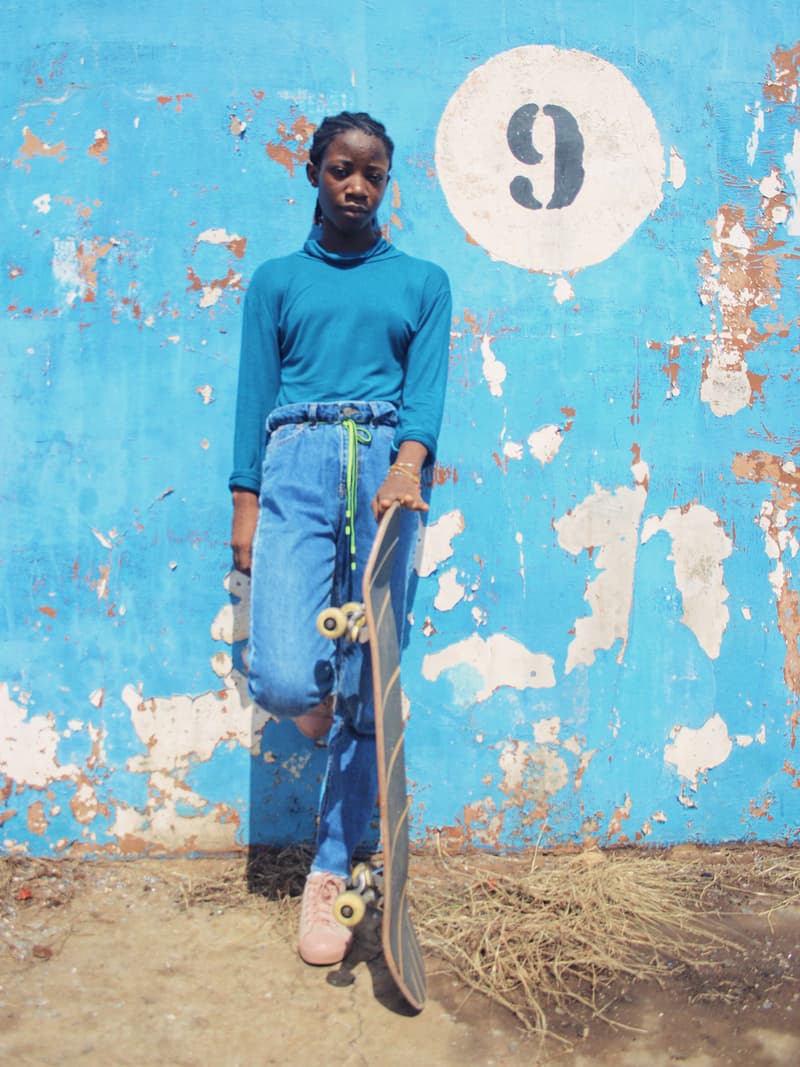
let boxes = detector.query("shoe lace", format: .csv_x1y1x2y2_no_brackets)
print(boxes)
304,874,342,928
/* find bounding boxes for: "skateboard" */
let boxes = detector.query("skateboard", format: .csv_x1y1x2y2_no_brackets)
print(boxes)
316,502,426,1012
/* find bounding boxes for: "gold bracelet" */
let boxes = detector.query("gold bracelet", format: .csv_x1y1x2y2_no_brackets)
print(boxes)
388,464,421,485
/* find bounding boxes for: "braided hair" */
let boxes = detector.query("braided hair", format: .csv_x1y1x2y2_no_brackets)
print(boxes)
308,111,394,168
308,112,394,227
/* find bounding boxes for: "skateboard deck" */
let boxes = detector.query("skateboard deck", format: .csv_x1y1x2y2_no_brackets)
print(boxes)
316,502,426,1011
362,502,426,1012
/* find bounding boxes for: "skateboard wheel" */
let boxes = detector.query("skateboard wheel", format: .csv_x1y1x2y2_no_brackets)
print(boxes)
340,601,364,617
316,606,347,639
334,890,366,928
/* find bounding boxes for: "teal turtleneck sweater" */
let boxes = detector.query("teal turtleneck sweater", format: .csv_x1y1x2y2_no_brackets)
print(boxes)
229,237,452,493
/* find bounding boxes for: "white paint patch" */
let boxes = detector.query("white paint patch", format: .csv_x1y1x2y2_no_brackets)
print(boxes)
422,633,556,703
746,102,764,166
109,774,240,853
532,716,561,744
436,45,664,272
210,651,233,677
0,683,78,788
52,237,84,304
195,384,215,405
210,571,251,644
551,276,574,304
502,440,523,462
498,740,569,802
668,147,686,190
122,669,271,772
434,567,465,612
555,461,649,673
528,424,563,465
664,713,733,786
198,275,242,309
195,227,244,248
640,504,732,658
784,130,800,237
33,193,52,214
415,509,465,578
480,335,506,397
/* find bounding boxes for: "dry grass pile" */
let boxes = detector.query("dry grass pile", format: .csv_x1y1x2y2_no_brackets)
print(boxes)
171,845,311,921
412,847,798,1036
0,855,80,961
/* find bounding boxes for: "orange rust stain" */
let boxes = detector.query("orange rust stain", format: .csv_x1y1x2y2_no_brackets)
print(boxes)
76,238,116,302
748,794,775,820
630,368,640,426
698,203,784,404
14,126,67,171
69,776,109,825
26,801,48,836
0,810,17,827
156,93,194,112
465,232,479,246
87,128,109,163
764,42,800,104
733,449,800,697
38,605,57,618
265,114,316,177
427,462,458,487
606,796,631,842
8,265,23,279
783,759,800,788
227,236,247,259
186,265,245,300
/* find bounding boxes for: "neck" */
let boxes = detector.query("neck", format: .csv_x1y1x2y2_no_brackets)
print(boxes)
318,222,382,254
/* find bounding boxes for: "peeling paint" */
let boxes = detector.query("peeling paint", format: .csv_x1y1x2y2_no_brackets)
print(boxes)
422,633,556,703
415,509,465,578
641,505,732,659
556,456,649,672
664,713,734,787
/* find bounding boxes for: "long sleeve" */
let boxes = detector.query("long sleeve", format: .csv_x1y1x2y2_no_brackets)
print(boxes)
228,267,282,492
395,265,452,460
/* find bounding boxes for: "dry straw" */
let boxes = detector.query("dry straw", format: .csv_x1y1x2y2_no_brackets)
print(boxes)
2,843,797,1040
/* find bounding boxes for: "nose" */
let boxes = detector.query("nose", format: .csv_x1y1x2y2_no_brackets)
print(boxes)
345,172,368,199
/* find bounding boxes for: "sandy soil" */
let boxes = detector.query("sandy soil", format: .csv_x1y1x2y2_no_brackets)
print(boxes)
1,849,798,1067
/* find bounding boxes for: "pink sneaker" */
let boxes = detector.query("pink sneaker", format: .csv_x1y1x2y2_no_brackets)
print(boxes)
298,872,353,966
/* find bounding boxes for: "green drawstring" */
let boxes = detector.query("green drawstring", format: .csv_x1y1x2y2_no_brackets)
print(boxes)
343,418,372,572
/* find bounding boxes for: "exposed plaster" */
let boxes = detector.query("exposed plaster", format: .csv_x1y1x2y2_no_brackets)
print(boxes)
641,505,732,659
422,633,556,704
555,456,649,672
664,713,734,787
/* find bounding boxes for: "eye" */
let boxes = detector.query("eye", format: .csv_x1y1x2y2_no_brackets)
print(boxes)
368,172,386,185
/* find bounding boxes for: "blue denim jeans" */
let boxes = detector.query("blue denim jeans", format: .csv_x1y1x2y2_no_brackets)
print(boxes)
248,401,417,878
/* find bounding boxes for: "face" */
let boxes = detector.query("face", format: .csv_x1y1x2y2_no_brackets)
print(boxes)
307,129,391,251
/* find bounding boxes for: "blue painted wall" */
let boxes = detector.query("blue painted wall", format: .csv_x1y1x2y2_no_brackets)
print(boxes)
2,1,798,855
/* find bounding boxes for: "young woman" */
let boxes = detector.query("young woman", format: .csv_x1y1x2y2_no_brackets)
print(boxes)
229,112,451,966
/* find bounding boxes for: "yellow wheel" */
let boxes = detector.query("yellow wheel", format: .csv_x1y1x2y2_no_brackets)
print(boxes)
341,601,364,617
316,606,347,639
334,890,366,928
351,862,374,890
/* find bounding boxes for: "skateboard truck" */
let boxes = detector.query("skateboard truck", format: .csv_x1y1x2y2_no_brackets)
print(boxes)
317,601,369,643
332,862,383,929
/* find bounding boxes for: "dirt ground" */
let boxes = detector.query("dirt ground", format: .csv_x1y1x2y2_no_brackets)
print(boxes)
0,847,798,1067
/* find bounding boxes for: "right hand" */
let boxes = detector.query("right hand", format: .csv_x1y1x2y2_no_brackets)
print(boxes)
231,490,259,575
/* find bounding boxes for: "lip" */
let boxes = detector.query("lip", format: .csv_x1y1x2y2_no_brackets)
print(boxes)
340,205,368,216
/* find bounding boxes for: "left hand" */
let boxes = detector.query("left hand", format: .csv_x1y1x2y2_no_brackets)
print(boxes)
372,470,428,520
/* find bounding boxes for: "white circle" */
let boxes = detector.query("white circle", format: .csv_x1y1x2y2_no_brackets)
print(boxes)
436,46,665,273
